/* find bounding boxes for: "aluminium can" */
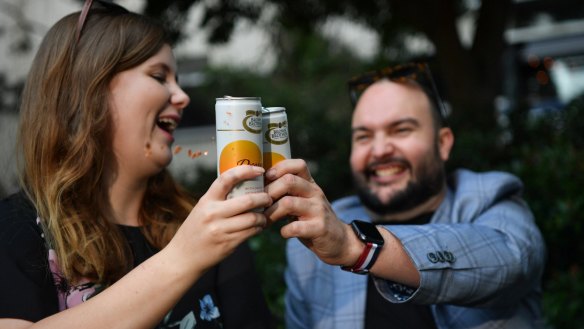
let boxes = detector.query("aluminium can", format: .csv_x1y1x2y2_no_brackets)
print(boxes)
262,107,291,170
215,96,264,201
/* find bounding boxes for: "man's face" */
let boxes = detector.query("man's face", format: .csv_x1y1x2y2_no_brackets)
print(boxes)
349,80,453,216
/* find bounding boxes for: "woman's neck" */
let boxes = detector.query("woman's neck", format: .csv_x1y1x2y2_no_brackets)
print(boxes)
108,175,147,226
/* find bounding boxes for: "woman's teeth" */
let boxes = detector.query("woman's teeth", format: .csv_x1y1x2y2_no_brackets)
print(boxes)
157,117,178,133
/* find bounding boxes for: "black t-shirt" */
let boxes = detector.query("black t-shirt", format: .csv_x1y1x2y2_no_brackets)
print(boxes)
0,192,275,328
364,213,438,329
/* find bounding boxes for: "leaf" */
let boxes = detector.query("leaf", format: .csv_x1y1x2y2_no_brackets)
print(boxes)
179,312,196,329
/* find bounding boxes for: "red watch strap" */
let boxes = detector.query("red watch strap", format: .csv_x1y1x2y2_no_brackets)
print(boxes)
352,242,373,269
341,241,381,274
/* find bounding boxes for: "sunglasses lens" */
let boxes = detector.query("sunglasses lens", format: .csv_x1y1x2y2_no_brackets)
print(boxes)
349,63,423,102
347,63,447,124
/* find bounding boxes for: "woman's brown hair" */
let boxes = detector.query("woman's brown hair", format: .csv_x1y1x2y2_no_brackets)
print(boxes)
18,7,194,286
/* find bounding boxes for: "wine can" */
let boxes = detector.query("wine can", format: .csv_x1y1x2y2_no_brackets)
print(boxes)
215,96,264,201
262,107,291,170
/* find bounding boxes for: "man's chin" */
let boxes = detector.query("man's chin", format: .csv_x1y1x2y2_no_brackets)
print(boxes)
368,184,402,203
356,186,397,215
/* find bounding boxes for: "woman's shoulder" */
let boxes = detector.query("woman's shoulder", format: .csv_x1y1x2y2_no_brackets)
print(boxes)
0,192,58,321
0,191,43,249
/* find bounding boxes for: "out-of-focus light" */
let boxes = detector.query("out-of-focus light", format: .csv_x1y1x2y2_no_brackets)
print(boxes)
536,70,549,85
543,57,554,70
528,54,540,68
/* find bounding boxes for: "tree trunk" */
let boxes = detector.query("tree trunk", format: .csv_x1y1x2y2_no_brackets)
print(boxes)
392,0,511,133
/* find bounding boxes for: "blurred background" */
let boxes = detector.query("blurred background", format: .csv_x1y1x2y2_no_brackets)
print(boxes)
1,0,583,327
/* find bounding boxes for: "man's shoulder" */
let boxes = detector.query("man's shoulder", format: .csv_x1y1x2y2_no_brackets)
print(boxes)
441,169,528,220
448,168,524,195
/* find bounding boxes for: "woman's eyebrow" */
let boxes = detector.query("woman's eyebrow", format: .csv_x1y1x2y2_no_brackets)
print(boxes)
149,62,172,72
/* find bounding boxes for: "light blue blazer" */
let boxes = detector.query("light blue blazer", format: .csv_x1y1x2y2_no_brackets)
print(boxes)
285,169,546,329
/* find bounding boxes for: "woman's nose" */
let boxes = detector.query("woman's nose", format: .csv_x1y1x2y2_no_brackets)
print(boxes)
171,84,190,110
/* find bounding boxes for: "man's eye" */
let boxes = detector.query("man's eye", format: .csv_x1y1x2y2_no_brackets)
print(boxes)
395,127,413,134
353,135,370,142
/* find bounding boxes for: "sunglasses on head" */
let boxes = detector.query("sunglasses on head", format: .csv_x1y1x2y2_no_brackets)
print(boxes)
347,62,448,124
76,0,130,43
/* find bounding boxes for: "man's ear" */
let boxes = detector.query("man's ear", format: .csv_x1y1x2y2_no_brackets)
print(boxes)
438,127,454,162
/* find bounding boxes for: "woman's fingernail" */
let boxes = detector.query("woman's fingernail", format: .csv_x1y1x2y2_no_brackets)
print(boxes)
253,166,265,174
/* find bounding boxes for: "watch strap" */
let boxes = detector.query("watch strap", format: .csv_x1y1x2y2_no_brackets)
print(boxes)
341,241,382,274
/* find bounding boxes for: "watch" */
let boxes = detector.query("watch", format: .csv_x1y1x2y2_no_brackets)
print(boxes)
341,220,385,274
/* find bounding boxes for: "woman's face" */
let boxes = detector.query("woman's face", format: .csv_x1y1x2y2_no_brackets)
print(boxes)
108,44,190,181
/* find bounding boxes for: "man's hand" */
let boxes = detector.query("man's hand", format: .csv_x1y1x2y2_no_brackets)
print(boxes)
264,159,420,287
263,159,361,267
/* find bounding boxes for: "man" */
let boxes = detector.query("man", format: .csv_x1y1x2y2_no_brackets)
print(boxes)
264,62,546,328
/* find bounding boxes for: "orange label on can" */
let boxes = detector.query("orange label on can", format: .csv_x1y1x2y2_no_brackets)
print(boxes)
263,152,286,170
219,140,263,174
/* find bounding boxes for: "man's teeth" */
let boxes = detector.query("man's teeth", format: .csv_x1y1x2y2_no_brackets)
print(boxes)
375,166,403,177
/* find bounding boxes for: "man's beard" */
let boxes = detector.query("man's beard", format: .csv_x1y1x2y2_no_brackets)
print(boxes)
353,145,446,216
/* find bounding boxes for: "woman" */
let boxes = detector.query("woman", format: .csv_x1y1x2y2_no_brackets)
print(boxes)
0,1,274,328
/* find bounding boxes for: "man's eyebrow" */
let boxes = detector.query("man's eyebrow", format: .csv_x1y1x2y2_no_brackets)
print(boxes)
392,118,420,127
351,126,370,134
351,118,420,134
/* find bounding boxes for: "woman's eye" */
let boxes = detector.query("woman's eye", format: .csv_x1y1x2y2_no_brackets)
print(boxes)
151,74,166,83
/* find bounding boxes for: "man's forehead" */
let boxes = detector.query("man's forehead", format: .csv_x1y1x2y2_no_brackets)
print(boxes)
352,80,432,124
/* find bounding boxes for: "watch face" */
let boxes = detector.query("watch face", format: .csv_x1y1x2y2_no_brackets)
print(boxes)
352,220,384,245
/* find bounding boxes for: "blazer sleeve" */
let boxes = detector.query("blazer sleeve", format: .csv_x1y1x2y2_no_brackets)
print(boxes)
374,171,546,307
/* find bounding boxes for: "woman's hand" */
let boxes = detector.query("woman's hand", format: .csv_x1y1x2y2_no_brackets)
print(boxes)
168,165,272,275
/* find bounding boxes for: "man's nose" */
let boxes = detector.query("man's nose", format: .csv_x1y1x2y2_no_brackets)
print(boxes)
371,134,394,158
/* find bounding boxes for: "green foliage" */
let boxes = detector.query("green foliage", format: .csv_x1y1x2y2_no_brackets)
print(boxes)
500,98,584,329
543,270,584,329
